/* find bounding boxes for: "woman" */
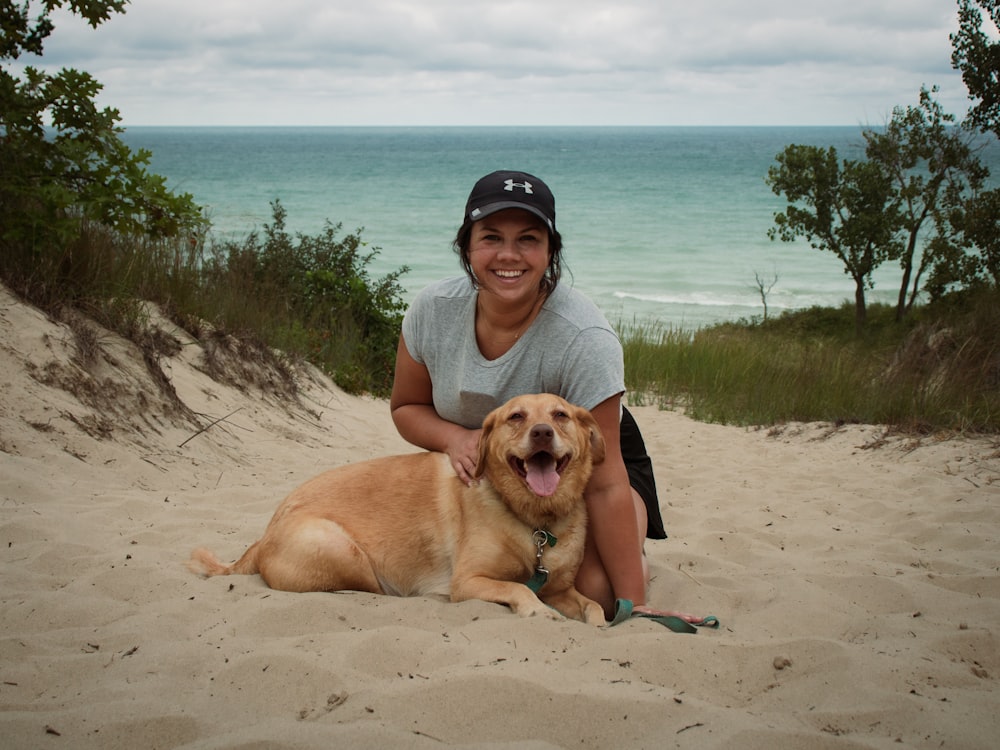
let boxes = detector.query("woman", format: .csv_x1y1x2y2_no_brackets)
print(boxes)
390,170,702,623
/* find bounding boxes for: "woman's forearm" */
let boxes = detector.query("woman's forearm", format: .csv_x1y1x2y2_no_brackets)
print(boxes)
392,403,461,453
586,482,648,604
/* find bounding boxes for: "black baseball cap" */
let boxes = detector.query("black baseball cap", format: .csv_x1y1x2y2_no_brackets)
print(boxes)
464,170,556,233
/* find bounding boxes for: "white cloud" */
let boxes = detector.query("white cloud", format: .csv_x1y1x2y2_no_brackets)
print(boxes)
23,0,971,126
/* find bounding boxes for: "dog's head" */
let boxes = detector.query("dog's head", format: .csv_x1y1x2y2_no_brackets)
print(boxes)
475,394,605,521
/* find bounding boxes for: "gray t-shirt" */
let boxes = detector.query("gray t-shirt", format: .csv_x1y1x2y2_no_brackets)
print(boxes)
401,276,625,429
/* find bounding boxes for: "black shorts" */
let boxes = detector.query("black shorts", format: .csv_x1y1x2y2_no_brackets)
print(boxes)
620,407,667,539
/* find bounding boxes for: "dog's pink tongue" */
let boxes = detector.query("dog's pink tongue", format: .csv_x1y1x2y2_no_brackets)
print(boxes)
526,454,560,497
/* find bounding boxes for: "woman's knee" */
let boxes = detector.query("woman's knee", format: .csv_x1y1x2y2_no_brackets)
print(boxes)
575,548,615,619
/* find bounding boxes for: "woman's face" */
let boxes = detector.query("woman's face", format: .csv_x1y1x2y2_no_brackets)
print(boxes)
467,209,551,302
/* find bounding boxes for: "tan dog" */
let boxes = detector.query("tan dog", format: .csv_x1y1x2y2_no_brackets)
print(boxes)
188,394,607,625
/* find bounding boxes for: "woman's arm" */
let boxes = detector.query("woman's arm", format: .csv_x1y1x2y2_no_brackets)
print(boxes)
390,335,481,484
581,395,649,607
583,395,707,623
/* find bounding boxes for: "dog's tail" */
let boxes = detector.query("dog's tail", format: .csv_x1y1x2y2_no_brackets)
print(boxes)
187,542,260,578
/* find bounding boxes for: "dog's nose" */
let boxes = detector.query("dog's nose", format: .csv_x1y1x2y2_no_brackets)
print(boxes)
530,424,554,444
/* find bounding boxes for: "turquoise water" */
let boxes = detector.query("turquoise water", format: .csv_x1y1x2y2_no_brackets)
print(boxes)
122,126,994,329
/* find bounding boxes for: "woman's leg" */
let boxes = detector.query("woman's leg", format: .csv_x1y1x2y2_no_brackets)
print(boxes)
620,407,667,540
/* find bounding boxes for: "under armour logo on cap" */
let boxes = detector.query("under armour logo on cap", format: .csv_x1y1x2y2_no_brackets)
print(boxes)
504,179,534,194
465,170,556,232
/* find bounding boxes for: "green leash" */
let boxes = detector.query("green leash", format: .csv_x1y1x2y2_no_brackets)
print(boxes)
523,530,720,634
609,599,720,634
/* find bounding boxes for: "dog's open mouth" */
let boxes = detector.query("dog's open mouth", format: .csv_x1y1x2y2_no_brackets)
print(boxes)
510,451,571,497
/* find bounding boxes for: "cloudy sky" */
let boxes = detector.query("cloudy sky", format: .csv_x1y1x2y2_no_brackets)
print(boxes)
30,0,979,127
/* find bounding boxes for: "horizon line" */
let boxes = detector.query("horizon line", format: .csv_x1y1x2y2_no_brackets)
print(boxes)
119,123,875,129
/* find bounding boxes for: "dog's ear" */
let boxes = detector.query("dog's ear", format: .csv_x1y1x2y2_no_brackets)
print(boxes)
578,406,606,465
474,410,498,479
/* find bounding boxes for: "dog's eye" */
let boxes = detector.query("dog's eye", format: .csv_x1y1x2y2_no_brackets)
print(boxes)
508,412,525,423
553,410,569,421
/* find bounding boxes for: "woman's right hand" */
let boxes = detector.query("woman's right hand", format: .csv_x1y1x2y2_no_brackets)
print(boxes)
390,335,483,486
446,427,482,486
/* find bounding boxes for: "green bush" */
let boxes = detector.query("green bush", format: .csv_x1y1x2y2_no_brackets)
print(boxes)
195,201,409,397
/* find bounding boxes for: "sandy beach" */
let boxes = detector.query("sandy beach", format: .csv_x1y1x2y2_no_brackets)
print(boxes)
2,281,998,749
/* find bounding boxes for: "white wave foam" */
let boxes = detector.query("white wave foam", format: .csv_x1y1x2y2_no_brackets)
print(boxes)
613,290,800,309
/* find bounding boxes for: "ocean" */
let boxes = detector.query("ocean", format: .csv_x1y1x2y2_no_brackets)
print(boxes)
120,126,996,330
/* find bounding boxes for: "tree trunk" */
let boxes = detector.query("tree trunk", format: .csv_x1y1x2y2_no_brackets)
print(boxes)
896,230,919,322
854,277,868,335
896,262,912,321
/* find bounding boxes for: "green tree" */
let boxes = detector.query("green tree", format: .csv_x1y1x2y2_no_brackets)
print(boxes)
956,187,1000,286
766,145,902,333
925,169,1000,294
863,87,989,319
946,1,1000,296
951,0,1000,138
1,0,204,301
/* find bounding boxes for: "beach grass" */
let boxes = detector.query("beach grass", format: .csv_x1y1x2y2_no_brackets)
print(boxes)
619,290,1000,432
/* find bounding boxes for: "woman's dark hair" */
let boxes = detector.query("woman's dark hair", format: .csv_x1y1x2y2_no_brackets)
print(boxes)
452,219,563,295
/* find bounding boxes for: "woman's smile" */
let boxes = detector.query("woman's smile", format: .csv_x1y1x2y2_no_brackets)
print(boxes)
469,208,550,298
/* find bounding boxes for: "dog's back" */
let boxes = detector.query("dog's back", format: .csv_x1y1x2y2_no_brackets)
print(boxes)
189,451,462,594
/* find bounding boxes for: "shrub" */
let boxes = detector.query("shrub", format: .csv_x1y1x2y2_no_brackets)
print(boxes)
196,201,409,397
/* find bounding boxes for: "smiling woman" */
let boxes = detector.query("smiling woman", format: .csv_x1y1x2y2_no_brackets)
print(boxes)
386,170,706,625
467,211,552,360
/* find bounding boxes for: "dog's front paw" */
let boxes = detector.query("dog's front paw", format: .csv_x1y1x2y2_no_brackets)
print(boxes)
539,589,606,625
510,595,564,621
582,600,606,626
520,603,565,621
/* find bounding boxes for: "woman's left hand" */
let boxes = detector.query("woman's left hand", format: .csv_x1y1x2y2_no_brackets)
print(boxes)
631,604,708,624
